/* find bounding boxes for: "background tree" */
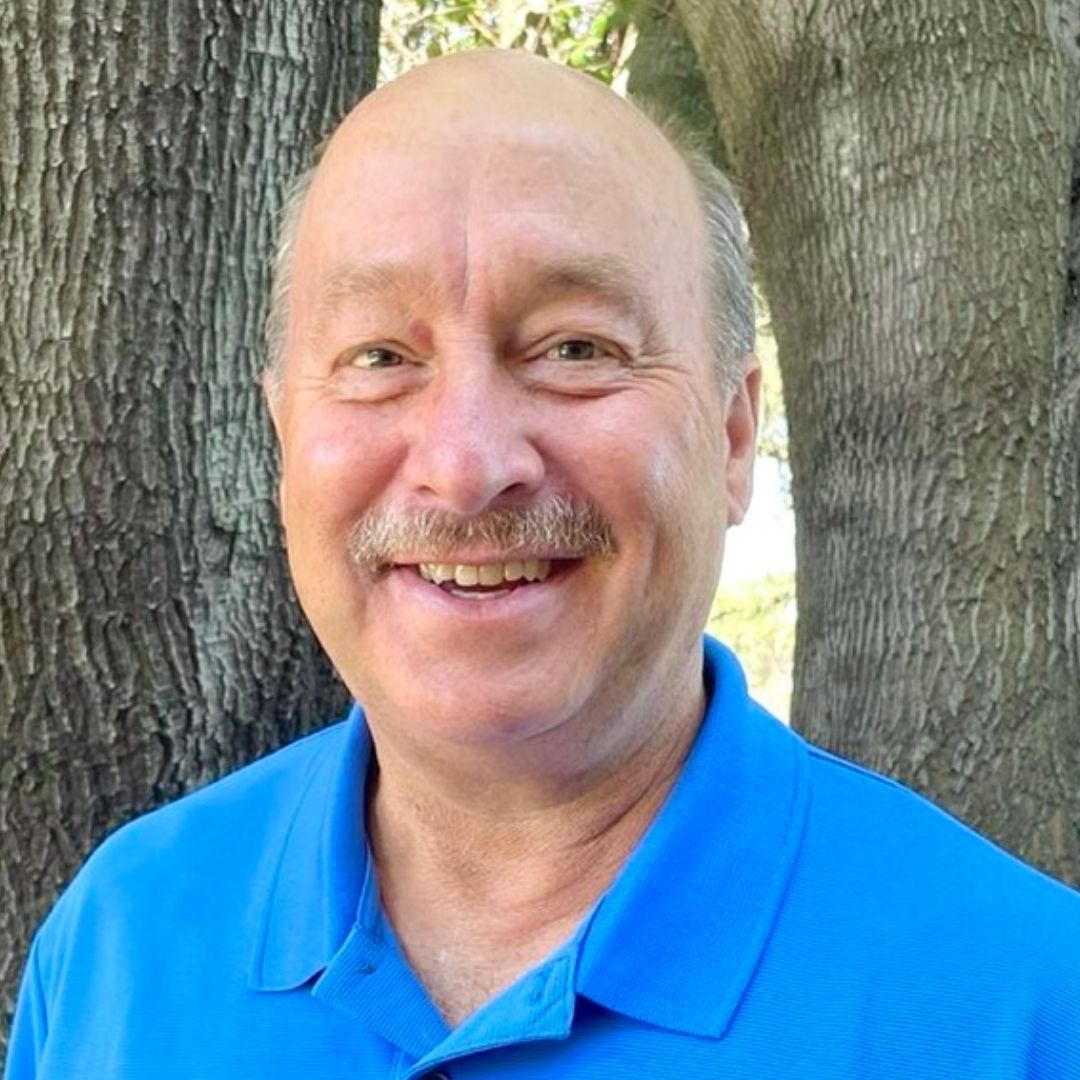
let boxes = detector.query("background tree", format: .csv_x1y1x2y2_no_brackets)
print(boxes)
660,0,1080,883
0,0,377,1037
379,0,636,83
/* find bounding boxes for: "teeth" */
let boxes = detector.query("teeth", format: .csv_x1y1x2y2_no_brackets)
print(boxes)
478,564,503,586
454,565,479,587
417,559,552,586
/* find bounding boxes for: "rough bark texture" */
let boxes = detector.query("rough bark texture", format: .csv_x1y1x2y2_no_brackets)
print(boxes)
626,0,727,169
0,0,377,1040
671,0,1080,883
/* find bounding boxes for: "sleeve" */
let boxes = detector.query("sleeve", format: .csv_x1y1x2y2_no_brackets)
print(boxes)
3,938,49,1080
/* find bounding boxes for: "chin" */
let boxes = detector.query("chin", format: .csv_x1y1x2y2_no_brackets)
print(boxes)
414,688,579,747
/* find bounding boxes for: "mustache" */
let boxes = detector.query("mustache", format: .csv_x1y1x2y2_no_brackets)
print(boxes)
347,495,617,568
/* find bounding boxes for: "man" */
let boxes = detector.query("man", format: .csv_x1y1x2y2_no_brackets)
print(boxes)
6,48,1080,1078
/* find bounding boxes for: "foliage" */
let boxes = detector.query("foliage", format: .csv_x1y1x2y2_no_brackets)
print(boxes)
755,292,789,475
710,573,796,722
379,0,638,84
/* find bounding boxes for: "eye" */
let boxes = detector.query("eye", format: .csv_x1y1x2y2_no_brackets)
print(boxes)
349,346,404,370
546,339,601,362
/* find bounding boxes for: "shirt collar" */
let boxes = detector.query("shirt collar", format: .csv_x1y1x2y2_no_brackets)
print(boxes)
250,637,811,1043
575,636,810,1038
250,706,369,991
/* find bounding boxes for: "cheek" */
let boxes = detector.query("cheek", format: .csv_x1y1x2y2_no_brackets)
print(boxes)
640,442,721,564
281,407,392,527
561,388,721,522
601,394,725,541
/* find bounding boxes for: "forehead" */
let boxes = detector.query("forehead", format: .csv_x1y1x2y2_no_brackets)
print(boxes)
291,119,705,322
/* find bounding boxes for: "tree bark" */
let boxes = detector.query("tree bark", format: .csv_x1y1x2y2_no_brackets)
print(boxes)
672,0,1080,883
626,0,727,169
0,0,377,1038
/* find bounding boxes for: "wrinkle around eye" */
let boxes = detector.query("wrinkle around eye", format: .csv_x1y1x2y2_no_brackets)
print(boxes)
518,354,638,398
522,346,703,398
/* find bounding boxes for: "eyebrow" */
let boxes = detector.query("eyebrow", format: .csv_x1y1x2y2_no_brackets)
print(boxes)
523,254,663,342
312,252,665,345
313,261,431,321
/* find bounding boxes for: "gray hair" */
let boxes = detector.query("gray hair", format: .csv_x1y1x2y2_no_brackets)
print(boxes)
264,103,754,395
347,493,616,571
264,166,314,399
651,109,756,390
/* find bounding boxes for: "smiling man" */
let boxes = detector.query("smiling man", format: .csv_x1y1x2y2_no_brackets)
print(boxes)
262,49,754,1028
6,49,1080,1080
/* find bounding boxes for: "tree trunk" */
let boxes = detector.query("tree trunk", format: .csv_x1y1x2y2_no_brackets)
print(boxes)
626,0,727,169
0,0,378,1038
672,0,1080,884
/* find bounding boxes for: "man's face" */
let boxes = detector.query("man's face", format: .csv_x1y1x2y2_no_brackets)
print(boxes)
268,59,757,757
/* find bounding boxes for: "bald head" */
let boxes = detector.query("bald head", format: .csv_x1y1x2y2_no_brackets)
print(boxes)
330,50,684,181
266,49,753,392
344,50,644,136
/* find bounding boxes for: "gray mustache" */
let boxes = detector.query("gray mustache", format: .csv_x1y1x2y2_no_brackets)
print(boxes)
347,495,617,568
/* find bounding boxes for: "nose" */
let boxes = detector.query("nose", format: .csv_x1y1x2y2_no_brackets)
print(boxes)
400,361,546,514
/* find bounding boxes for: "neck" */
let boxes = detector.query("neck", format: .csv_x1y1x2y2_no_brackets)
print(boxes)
364,665,705,1024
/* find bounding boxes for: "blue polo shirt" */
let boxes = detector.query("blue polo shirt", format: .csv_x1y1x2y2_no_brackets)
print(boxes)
7,637,1080,1078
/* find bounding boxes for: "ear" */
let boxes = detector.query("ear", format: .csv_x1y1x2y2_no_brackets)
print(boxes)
260,368,288,506
723,353,761,527
261,368,284,439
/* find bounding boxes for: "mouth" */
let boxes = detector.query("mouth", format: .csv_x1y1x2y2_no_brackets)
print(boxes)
399,557,572,600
